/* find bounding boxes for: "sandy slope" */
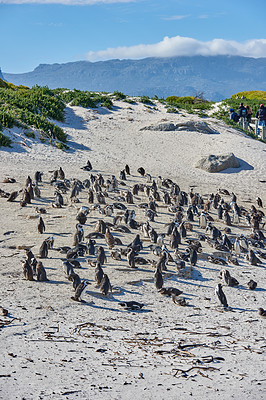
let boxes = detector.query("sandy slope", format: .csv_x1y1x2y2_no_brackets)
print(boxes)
0,99,265,399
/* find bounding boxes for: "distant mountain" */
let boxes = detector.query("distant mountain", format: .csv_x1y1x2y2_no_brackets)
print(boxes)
0,68,4,81
3,56,266,101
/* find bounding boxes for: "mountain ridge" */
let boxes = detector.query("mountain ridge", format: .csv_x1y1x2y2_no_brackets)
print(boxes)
3,55,266,101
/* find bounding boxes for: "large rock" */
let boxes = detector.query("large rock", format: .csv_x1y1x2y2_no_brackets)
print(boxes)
140,121,216,134
195,153,240,173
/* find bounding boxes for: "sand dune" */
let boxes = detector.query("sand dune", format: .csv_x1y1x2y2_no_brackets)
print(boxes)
0,100,265,399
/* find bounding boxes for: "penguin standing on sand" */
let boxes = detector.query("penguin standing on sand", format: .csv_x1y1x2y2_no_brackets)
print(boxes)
36,261,49,281
154,267,163,290
37,216,45,234
215,283,228,308
71,280,88,302
39,240,49,258
22,260,34,281
100,274,112,295
95,262,104,286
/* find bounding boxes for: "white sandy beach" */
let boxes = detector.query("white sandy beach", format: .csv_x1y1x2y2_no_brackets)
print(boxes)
0,99,265,399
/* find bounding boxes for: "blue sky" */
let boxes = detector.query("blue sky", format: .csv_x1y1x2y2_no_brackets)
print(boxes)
1,0,265,73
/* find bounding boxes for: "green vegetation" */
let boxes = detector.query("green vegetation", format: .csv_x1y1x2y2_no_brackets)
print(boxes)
0,84,67,143
0,131,12,147
112,90,126,100
232,90,266,101
57,89,113,109
165,95,213,116
140,95,154,106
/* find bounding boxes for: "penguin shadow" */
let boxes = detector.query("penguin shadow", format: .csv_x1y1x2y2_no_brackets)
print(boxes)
110,286,142,297
191,268,209,282
197,263,220,272
84,301,152,313
235,285,266,293
230,306,258,313
173,277,210,289
218,158,254,174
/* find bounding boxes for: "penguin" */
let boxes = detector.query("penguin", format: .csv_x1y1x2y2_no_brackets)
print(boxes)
159,287,183,297
199,212,207,229
71,280,88,302
172,296,187,306
37,216,45,234
45,236,54,249
34,171,43,182
97,246,107,265
156,251,168,271
120,170,126,180
81,160,92,171
127,247,136,268
137,167,145,176
36,261,49,281
110,250,122,261
126,191,134,204
7,191,19,202
189,247,197,266
68,272,81,289
215,283,228,308
247,279,257,290
100,274,112,295
58,167,65,180
119,301,144,311
23,188,31,204
95,262,104,286
22,260,34,281
105,227,115,249
169,227,180,249
25,175,32,187
256,197,263,208
125,164,130,175
67,259,81,269
39,240,49,258
62,260,74,276
221,269,238,287
87,239,96,255
95,219,106,234
154,267,163,290
223,210,231,226
34,183,41,198
234,237,241,257
128,234,143,253
54,191,64,207
88,188,94,203
248,249,261,266
76,211,87,225
27,183,34,200
258,308,266,318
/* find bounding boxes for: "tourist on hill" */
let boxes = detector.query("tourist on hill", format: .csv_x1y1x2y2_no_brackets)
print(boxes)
238,103,247,119
255,104,266,134
229,108,239,123
245,105,252,123
245,105,254,131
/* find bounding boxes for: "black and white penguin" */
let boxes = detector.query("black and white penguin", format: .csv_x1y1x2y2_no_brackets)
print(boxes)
215,283,228,308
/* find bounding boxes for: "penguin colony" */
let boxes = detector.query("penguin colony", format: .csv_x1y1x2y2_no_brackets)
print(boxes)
1,163,265,314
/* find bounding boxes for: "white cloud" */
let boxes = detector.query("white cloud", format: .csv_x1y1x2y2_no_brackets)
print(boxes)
0,0,133,4
163,15,190,21
85,36,266,61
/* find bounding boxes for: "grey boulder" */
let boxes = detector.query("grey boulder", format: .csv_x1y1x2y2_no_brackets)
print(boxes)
195,153,240,173
140,121,215,134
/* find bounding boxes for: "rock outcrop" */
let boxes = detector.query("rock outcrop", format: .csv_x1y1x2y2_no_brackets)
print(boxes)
195,153,240,173
140,121,216,134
